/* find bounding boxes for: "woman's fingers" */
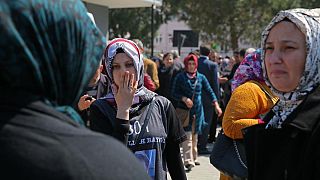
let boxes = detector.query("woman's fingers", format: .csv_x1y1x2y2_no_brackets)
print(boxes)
131,78,138,95
129,73,134,88
111,84,118,94
124,71,130,88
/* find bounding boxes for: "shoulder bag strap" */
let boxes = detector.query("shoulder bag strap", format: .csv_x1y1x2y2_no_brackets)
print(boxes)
250,80,274,101
191,79,198,102
134,97,156,143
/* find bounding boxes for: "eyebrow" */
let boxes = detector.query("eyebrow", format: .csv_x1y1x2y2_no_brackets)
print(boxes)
265,40,299,44
113,60,133,64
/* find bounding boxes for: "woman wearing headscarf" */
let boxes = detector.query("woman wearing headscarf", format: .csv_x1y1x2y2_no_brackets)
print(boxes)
89,38,187,180
218,49,278,180
243,8,320,180
171,54,222,172
157,52,183,107
0,0,150,179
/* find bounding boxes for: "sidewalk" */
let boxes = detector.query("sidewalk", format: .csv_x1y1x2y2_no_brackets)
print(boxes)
168,127,222,180
168,143,220,180
185,143,220,180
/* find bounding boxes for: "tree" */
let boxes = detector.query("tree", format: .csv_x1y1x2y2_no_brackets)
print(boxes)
109,0,320,52
109,7,164,50
169,0,320,51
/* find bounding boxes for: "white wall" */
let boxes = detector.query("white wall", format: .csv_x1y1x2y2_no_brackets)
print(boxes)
86,3,109,39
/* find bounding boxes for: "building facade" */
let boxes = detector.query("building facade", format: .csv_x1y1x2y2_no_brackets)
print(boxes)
83,0,162,39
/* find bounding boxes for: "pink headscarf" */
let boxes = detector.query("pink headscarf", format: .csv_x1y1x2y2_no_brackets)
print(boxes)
184,54,198,78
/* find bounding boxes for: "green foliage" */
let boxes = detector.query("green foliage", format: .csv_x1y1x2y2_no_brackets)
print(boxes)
169,0,320,51
108,0,320,51
109,7,164,48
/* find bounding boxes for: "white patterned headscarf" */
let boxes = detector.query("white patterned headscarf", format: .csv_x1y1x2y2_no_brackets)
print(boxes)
262,8,320,128
104,38,145,96
102,38,155,106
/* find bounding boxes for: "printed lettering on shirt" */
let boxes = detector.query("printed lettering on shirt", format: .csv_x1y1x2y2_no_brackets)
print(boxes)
128,120,149,136
128,136,166,147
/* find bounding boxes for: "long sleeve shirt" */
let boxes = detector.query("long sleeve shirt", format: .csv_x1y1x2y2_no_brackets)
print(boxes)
222,81,278,139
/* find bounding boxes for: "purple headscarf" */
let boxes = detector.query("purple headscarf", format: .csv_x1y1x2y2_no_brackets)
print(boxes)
231,49,264,91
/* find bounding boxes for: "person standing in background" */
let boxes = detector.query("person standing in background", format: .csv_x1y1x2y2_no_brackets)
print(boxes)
197,45,221,153
132,39,160,90
172,54,222,172
219,49,278,180
157,52,183,107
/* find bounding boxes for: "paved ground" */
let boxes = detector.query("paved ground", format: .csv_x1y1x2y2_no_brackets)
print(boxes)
168,125,222,180
168,142,220,180
185,143,220,180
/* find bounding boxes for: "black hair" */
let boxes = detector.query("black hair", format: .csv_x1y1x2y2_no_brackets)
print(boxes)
239,49,246,58
163,52,173,60
282,17,292,22
199,45,211,56
116,48,125,54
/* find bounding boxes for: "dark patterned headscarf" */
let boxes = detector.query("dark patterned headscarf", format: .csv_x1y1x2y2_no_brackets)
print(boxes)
0,0,105,125
261,8,320,128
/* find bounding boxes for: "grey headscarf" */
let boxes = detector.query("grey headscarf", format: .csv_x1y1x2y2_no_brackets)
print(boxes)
261,8,320,128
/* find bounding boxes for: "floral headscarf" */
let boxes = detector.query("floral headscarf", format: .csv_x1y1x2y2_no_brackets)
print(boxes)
261,8,320,128
0,0,105,125
231,49,264,91
102,38,155,106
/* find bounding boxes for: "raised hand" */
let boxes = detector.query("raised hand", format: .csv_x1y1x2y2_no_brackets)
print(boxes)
77,94,96,111
113,71,138,120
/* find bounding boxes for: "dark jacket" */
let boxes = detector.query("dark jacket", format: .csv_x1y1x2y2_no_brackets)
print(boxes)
0,99,149,180
243,87,320,180
157,63,182,107
90,95,187,180
197,56,219,122
78,74,109,126
197,56,220,100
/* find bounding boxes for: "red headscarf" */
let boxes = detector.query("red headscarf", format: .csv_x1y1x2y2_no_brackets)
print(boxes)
184,54,198,78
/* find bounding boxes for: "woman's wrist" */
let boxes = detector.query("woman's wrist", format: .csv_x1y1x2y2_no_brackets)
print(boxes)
116,109,130,120
212,101,219,108
182,97,188,103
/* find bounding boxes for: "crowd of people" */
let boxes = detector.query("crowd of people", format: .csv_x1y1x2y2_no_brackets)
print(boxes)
1,0,320,179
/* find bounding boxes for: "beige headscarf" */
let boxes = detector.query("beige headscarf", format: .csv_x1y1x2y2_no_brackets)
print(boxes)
262,8,320,128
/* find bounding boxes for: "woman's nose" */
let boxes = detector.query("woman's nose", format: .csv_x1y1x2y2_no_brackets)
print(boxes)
266,50,282,64
120,65,128,72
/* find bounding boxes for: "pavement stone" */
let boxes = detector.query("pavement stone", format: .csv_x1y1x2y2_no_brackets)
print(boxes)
168,127,222,180
168,142,220,180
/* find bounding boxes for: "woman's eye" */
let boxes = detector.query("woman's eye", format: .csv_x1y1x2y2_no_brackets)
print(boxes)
125,63,134,68
265,46,273,51
285,46,295,50
112,65,120,70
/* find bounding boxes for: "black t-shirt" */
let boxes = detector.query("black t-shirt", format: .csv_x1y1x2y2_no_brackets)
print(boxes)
90,95,187,180
0,101,149,180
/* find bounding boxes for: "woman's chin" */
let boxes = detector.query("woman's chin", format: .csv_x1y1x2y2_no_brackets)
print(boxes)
272,84,297,93
270,80,298,93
